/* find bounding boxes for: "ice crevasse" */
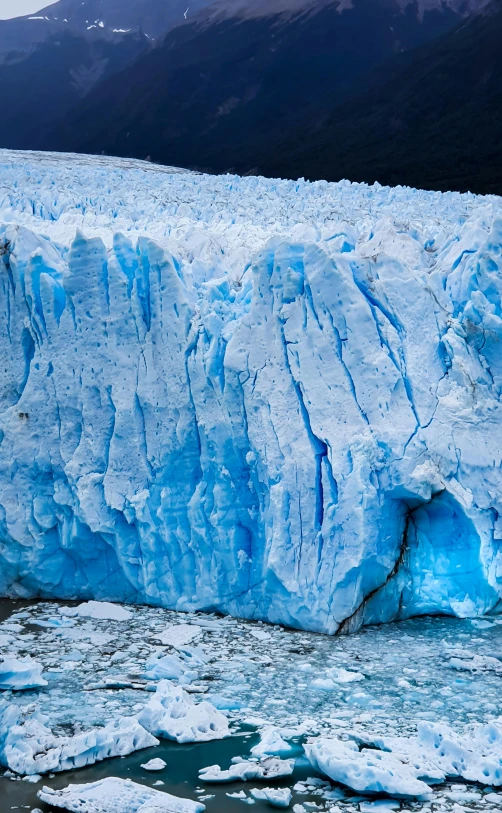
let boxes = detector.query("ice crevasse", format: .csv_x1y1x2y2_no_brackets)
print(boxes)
1,151,502,633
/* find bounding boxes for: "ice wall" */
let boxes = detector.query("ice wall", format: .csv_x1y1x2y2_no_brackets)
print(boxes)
1,151,502,633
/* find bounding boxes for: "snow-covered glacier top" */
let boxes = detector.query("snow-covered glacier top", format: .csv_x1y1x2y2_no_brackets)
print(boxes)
1,149,502,634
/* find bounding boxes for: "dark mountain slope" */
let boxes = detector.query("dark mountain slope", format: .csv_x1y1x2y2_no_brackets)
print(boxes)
268,2,502,194
18,0,214,40
0,30,147,150
48,0,473,170
0,0,214,63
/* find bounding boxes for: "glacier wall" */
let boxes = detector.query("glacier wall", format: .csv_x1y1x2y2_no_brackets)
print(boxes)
1,150,502,633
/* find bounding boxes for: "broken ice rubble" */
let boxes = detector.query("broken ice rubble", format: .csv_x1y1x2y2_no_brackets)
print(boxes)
0,656,47,690
38,776,205,813
0,701,158,775
3,151,502,633
138,680,230,743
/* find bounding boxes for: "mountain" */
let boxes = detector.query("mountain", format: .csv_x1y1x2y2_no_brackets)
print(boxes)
267,0,502,194
47,0,492,186
0,0,220,152
0,29,147,151
0,0,214,62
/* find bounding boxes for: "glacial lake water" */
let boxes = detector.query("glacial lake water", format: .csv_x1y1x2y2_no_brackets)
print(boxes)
2,598,502,812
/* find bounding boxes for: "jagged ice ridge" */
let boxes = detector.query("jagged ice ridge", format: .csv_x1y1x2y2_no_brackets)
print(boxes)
1,150,502,633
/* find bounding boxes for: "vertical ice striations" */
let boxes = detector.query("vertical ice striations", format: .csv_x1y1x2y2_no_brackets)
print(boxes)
1,152,502,633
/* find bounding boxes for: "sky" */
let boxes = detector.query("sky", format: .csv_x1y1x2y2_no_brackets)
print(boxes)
0,0,58,18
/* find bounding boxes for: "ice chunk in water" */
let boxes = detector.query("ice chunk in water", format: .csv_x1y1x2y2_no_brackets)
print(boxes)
251,727,294,757
250,787,293,807
138,680,230,743
382,720,502,787
142,758,168,771
0,657,47,690
59,601,132,621
38,776,205,812
156,625,202,647
0,702,158,775
200,756,295,783
307,719,502,799
145,653,190,681
304,738,431,799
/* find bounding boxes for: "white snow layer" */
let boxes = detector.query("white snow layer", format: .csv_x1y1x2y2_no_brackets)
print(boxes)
137,680,230,742
0,700,158,775
1,150,502,632
37,776,205,813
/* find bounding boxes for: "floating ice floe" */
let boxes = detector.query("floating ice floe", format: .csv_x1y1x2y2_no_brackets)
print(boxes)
0,701,158,775
145,653,188,681
250,787,293,807
251,727,295,757
306,719,502,799
380,720,502,787
59,601,133,622
199,756,295,783
249,629,272,642
142,758,167,771
138,680,230,743
305,737,431,799
327,667,364,684
448,652,502,675
155,624,202,647
312,667,365,691
38,776,205,812
0,656,47,690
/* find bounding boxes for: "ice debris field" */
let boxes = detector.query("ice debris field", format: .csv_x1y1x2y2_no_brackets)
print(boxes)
2,600,502,812
2,150,502,810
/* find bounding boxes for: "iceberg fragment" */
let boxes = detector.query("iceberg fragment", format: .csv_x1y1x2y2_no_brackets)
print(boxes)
0,656,47,690
142,757,168,771
145,653,188,681
306,719,502,798
138,680,230,743
37,777,205,813
155,624,202,647
381,720,502,787
199,756,295,783
59,600,133,621
304,738,431,799
250,787,293,807
251,727,295,757
0,701,158,775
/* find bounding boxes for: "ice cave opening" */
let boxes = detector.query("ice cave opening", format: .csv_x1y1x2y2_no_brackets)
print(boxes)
363,490,498,627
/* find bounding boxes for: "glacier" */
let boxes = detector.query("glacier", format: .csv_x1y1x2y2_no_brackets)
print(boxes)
1,149,502,633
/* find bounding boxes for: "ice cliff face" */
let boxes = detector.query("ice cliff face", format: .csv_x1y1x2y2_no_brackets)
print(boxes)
1,150,502,633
